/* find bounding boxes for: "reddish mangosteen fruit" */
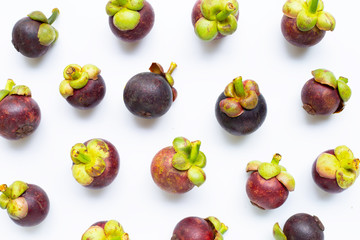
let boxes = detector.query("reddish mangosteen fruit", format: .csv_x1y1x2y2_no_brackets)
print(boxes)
0,79,41,140
273,213,325,240
281,0,335,47
151,137,207,194
0,181,49,227
191,0,239,41
71,138,120,189
81,219,129,240
215,76,267,136
59,64,106,109
171,216,227,240
312,145,359,193
12,8,59,58
123,62,177,119
301,69,351,115
106,0,154,42
246,154,295,210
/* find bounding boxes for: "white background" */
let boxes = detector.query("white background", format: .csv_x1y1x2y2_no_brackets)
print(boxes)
1,0,360,239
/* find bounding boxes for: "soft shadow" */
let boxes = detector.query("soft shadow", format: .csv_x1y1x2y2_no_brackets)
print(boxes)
23,51,50,68
133,116,158,128
5,134,37,149
84,187,107,197
161,190,188,203
219,129,248,145
119,40,142,54
283,40,308,58
303,112,331,125
200,38,224,54
248,202,271,216
73,107,97,119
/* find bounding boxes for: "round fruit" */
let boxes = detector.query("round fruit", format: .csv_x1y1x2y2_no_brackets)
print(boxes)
82,220,129,240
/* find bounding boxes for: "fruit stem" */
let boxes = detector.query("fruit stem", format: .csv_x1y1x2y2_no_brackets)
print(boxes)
189,141,201,163
71,147,92,164
216,2,236,22
5,79,15,91
271,153,282,165
167,62,177,75
48,8,60,25
233,76,245,98
0,184,10,197
308,0,319,14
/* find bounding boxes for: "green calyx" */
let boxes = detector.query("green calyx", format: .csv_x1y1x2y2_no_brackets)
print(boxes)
106,0,144,31
71,139,110,186
0,181,29,220
273,222,287,240
195,0,239,41
219,77,260,118
82,220,129,240
206,216,228,240
149,62,178,101
311,69,351,103
282,0,335,32
246,154,295,191
171,137,207,187
316,145,359,189
28,8,59,46
0,79,31,102
59,64,101,98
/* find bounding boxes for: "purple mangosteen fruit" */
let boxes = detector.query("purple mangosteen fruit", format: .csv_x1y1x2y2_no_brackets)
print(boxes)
81,220,129,240
191,0,239,41
281,0,335,47
0,181,49,227
59,64,106,109
123,62,177,119
246,154,295,210
301,69,351,115
106,0,154,42
151,137,207,194
0,79,41,140
312,145,359,193
71,138,120,189
12,8,59,58
171,216,227,240
273,213,325,240
215,76,267,136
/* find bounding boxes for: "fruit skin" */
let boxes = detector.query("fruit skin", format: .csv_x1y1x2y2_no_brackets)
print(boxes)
0,95,41,140
108,1,154,42
171,217,214,240
283,213,324,240
82,220,129,240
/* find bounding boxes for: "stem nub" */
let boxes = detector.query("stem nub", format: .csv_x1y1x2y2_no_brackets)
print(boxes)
48,8,60,25
309,0,319,14
216,2,236,22
233,76,245,97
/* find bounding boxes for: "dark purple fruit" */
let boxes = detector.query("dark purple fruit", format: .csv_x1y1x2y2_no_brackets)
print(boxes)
191,0,239,41
0,79,41,140
151,137,206,194
215,76,267,136
0,181,49,227
81,220,129,240
312,146,359,193
123,62,177,119
59,64,105,109
71,138,120,189
273,213,325,240
281,0,335,47
171,216,227,240
246,154,295,210
301,69,351,115
106,0,154,42
12,8,59,58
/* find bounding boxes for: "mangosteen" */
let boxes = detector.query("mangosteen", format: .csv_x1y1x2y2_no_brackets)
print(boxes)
171,216,227,240
312,145,359,193
215,76,267,136
12,8,59,58
246,154,295,210
82,220,129,240
123,62,177,119
71,138,120,189
0,181,49,227
106,0,154,42
301,69,351,115
281,0,335,47
59,64,106,109
151,137,207,194
191,0,239,41
0,79,41,140
273,213,325,240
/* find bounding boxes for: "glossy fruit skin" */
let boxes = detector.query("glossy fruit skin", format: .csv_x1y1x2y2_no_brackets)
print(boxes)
66,75,106,109
246,172,289,210
12,184,50,227
0,95,41,140
171,216,214,240
109,1,154,42
312,149,344,193
123,72,173,119
283,213,325,240
12,17,50,58
151,147,194,194
301,78,341,115
215,93,267,136
281,15,326,47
